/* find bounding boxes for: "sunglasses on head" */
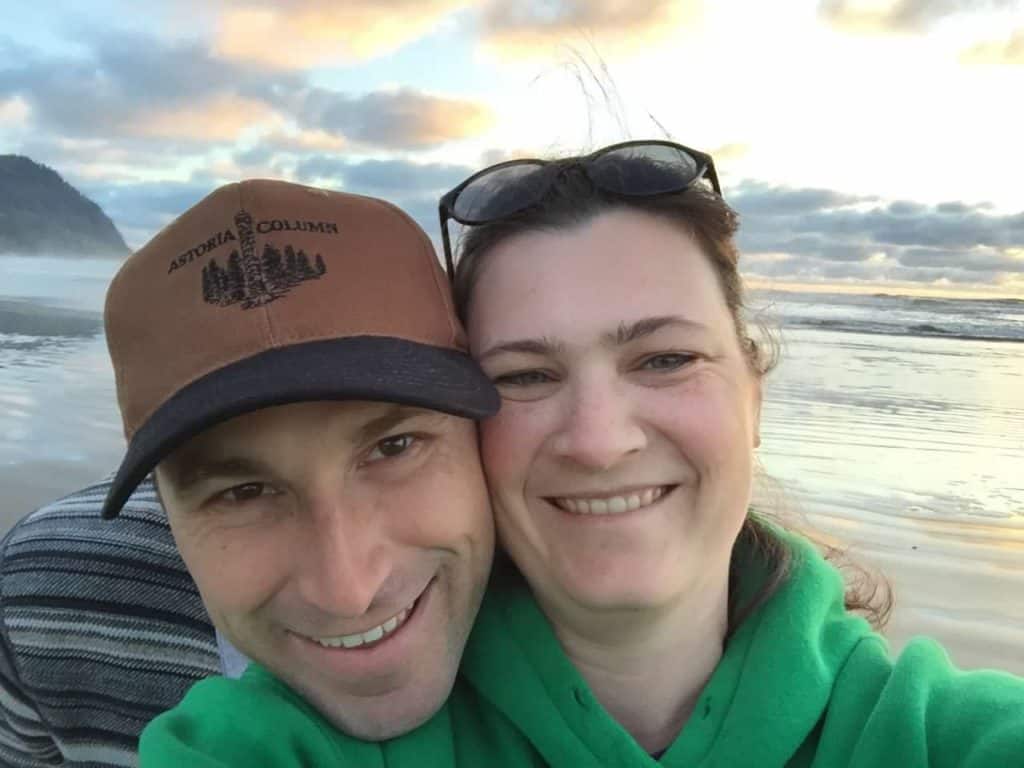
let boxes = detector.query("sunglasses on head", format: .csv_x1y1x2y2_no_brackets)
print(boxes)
438,139,721,277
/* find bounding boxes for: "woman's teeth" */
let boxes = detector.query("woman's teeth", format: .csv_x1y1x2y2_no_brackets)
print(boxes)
314,602,414,649
552,486,667,515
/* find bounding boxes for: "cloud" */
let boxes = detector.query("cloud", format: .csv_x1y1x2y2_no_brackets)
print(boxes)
79,179,220,249
897,246,1023,272
0,32,292,144
292,87,494,149
0,30,491,161
213,0,467,68
728,181,873,216
255,129,348,154
9,134,223,189
69,166,1024,291
960,28,1024,65
0,95,29,126
133,95,279,142
479,0,701,57
733,180,1024,287
477,146,555,165
708,143,750,164
80,156,479,249
293,156,475,234
818,0,1022,33
305,158,472,194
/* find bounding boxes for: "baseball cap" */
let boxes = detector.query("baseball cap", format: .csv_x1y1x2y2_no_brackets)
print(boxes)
101,179,499,519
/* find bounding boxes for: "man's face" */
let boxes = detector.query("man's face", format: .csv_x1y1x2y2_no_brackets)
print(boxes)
157,400,494,739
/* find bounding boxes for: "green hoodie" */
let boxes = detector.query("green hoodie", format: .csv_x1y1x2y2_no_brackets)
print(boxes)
140,532,1024,767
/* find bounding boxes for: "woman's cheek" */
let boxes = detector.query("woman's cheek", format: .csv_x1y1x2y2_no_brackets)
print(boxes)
662,384,753,467
479,405,542,491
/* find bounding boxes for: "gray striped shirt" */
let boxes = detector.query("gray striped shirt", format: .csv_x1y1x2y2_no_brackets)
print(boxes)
0,476,219,767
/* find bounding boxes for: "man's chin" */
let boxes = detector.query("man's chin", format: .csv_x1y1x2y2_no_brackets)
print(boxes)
313,673,458,741
328,702,441,742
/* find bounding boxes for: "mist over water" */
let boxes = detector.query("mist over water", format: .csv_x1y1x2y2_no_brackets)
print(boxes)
1,259,1022,673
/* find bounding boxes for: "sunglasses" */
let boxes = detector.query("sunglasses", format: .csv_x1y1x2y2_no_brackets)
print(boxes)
438,139,721,277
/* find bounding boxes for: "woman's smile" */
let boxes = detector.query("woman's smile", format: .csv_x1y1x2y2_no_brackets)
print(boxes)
545,484,675,515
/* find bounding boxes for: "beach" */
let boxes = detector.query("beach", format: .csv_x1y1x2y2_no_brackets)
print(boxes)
0,256,124,522
750,308,1024,675
1,257,1022,674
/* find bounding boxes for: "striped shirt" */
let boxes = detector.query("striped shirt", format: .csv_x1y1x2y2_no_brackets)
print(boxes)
0,476,218,767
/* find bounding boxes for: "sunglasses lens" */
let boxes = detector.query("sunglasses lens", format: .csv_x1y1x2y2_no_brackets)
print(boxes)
451,162,550,223
588,144,702,196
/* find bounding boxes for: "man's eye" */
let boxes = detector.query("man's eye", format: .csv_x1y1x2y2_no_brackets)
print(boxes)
493,370,554,387
640,353,693,371
217,482,272,503
368,434,416,462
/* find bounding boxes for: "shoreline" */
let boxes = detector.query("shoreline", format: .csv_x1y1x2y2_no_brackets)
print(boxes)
0,298,103,337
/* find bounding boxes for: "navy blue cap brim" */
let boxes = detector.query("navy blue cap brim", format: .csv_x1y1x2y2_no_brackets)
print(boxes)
102,336,499,519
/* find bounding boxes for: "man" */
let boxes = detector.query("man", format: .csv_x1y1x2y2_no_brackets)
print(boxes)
0,179,499,765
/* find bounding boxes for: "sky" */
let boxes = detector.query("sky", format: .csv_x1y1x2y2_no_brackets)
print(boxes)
2,0,1022,297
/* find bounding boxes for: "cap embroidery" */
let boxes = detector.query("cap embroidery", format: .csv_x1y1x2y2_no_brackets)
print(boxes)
201,210,327,309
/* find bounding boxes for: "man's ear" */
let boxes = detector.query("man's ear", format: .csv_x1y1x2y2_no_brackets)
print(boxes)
152,466,168,511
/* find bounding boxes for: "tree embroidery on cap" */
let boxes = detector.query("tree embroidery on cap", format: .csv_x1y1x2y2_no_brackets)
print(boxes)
201,209,326,309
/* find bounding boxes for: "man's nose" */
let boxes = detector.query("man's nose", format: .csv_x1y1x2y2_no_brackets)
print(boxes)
549,375,646,470
292,494,392,618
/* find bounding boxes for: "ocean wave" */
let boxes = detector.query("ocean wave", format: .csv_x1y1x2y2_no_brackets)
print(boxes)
0,300,102,338
789,316,1024,343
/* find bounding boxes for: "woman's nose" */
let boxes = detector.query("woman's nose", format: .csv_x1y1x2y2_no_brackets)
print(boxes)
548,377,646,470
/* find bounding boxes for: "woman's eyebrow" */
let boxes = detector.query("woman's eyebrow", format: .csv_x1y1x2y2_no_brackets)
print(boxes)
476,337,565,362
478,318,707,361
605,316,708,346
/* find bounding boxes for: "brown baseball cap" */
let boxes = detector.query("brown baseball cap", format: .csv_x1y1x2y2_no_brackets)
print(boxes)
101,179,499,519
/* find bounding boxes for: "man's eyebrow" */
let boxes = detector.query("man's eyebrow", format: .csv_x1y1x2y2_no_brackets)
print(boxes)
165,456,273,496
164,406,441,492
354,404,446,443
476,337,565,362
603,316,708,346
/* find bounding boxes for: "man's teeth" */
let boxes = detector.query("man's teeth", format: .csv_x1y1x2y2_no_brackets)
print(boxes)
315,604,413,649
554,486,666,515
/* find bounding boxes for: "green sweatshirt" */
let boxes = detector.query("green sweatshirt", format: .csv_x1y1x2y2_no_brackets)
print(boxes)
141,532,1024,767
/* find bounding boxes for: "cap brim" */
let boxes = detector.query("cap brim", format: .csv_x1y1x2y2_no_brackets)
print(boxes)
102,336,498,519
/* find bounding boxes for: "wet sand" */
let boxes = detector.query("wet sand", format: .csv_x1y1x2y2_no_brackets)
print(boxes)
755,492,1024,676
840,510,1024,675
0,461,115,532
756,326,1024,675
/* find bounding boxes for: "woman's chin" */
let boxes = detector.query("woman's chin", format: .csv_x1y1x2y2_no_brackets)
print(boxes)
552,565,684,615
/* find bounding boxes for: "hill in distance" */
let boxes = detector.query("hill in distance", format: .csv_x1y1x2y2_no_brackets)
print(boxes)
0,155,129,258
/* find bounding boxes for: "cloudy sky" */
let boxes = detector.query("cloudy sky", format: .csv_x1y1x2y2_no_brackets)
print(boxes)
2,0,1022,296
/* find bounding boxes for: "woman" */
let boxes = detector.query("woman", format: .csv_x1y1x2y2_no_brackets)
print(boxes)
442,141,1024,765
142,143,1024,766
450,142,777,756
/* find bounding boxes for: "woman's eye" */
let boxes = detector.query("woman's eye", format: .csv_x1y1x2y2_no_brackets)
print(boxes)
216,482,273,504
367,434,417,462
640,353,693,371
493,370,554,387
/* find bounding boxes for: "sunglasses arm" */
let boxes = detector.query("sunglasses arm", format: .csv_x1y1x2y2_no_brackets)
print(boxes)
438,205,456,278
706,162,722,196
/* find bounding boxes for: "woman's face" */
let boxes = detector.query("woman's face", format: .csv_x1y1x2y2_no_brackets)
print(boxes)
467,208,761,618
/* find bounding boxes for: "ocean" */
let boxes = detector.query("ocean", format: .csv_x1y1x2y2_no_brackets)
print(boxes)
1,255,1022,674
